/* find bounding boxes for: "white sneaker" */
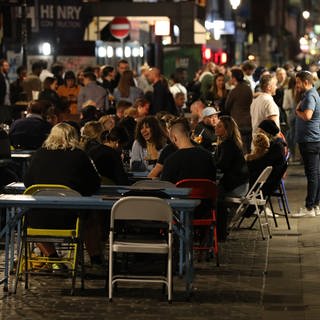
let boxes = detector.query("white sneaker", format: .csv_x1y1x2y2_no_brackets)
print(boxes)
292,207,316,218
314,205,320,216
265,207,279,218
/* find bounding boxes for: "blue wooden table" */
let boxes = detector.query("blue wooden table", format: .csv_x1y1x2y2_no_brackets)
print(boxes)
0,194,199,297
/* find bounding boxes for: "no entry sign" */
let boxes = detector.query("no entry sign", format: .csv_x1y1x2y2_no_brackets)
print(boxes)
110,17,130,40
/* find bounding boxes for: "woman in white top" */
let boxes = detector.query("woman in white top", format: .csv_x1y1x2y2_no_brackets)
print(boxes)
130,116,167,172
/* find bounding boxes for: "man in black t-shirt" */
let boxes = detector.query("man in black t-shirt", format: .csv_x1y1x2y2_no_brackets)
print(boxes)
161,118,216,183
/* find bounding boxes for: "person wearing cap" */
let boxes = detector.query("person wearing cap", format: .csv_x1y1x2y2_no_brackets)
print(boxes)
193,106,219,152
292,70,320,217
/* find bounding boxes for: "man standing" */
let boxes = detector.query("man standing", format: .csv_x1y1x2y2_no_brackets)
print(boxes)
0,59,12,124
146,67,176,115
22,61,43,102
250,74,280,135
225,67,253,153
242,60,257,92
77,71,106,112
292,70,320,217
114,59,130,87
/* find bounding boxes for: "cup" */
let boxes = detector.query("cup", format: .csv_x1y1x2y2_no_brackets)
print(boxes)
194,135,203,144
32,91,39,100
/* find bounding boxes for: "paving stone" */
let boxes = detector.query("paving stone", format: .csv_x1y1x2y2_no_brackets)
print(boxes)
0,164,320,319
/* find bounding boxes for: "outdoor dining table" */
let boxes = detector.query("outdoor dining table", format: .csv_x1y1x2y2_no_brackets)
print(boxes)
0,193,199,298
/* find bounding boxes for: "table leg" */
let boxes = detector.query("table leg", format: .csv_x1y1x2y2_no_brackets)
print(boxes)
3,208,10,292
10,209,16,274
179,211,184,277
184,210,193,297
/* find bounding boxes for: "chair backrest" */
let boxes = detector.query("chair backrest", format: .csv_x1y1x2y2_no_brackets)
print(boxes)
24,184,80,197
132,180,176,188
176,179,217,202
246,166,273,199
110,196,173,228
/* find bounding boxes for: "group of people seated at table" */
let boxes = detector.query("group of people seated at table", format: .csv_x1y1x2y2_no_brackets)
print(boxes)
0,97,287,272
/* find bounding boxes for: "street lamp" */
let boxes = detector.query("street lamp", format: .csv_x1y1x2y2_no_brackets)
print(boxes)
229,0,241,64
229,0,241,10
302,10,310,20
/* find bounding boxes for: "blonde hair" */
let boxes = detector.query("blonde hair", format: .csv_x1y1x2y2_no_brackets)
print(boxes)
124,106,138,118
80,121,104,149
99,115,116,132
245,132,270,161
43,122,79,150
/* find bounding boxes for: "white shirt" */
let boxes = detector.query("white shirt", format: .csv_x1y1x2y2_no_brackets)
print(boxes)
250,92,280,134
244,74,256,92
39,69,54,83
169,83,187,102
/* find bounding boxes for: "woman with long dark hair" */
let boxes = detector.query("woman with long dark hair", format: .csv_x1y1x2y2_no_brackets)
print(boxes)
113,70,143,104
130,115,167,171
215,115,249,241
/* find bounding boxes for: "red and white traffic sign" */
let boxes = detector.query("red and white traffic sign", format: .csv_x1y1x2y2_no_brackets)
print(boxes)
110,17,130,40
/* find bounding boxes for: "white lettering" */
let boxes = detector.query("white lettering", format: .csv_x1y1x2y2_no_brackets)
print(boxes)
56,6,82,20
56,20,81,28
40,20,54,27
40,5,53,19
57,6,66,20
73,6,82,20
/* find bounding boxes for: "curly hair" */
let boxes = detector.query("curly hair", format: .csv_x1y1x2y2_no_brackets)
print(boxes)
135,116,167,150
245,132,270,161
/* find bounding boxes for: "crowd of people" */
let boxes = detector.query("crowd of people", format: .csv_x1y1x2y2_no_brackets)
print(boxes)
0,56,320,271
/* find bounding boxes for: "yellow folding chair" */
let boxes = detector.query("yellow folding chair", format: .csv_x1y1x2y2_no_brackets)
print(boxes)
14,184,84,295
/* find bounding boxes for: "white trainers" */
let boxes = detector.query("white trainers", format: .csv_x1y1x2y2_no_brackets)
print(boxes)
292,207,316,218
265,207,279,218
314,205,320,216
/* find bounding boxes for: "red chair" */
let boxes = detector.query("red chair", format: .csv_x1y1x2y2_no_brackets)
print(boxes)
176,179,219,266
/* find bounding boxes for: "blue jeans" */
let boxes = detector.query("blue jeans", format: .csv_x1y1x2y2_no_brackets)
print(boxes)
299,142,320,209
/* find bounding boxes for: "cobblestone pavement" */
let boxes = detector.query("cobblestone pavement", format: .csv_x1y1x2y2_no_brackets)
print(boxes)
1,164,320,320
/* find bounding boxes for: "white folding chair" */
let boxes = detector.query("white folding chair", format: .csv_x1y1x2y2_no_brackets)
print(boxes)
225,166,273,240
109,196,173,302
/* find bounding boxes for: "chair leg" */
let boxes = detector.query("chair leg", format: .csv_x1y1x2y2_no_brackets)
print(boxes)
13,238,24,294
267,198,278,227
80,240,85,291
280,180,291,214
279,195,291,230
24,234,29,289
237,215,246,229
108,240,113,301
213,223,219,267
279,185,291,230
168,233,173,303
71,242,78,296
249,216,258,229
263,206,272,239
